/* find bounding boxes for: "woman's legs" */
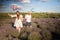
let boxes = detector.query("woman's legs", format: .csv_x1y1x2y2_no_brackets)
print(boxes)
16,27,21,33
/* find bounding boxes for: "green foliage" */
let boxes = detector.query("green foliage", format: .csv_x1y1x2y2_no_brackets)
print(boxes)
3,37,8,40
42,30,52,40
28,32,42,40
48,13,60,18
9,29,20,38
20,32,28,39
0,13,60,19
25,27,33,33
54,20,60,34
31,13,60,18
0,13,10,19
40,24,48,30
32,23,37,28
48,21,56,32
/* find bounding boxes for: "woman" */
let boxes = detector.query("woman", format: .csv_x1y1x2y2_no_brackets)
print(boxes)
8,11,23,33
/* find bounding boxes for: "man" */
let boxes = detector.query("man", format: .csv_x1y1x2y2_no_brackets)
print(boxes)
25,11,32,28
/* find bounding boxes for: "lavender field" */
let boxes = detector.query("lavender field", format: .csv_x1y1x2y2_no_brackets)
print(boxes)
0,13,60,40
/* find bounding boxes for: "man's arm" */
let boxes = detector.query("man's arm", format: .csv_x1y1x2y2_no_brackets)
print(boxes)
24,15,27,22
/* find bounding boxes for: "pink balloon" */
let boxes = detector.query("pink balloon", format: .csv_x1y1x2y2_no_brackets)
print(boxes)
12,5,17,11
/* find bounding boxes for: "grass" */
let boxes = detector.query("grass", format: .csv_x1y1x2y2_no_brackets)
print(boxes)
0,12,60,19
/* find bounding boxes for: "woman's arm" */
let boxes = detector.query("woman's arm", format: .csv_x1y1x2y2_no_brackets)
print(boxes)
8,13,16,18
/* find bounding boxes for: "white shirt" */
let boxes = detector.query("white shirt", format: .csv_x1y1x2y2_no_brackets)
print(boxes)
25,14,31,22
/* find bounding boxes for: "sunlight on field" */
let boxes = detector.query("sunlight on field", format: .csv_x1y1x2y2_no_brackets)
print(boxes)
0,12,60,19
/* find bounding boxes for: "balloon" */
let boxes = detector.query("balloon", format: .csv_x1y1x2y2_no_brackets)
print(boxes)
11,4,25,11
12,5,17,10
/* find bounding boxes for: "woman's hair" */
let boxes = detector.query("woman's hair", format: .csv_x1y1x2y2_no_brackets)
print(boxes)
16,11,20,19
16,11,20,14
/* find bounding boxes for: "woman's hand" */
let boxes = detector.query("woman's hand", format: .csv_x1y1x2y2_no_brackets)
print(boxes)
8,13,13,18
8,13,11,16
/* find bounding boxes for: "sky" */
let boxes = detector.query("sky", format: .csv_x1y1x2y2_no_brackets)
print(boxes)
0,0,60,13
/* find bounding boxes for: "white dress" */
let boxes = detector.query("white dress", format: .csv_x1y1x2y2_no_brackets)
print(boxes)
10,14,23,28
